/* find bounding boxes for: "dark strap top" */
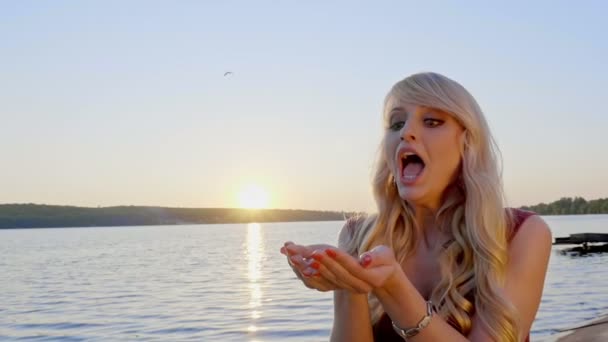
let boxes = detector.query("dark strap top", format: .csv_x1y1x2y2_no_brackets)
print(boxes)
372,208,536,341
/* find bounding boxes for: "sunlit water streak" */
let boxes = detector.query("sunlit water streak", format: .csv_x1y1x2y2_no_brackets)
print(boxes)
247,223,263,335
1,215,607,341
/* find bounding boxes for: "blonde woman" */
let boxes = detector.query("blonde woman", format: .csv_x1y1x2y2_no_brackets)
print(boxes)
280,72,552,341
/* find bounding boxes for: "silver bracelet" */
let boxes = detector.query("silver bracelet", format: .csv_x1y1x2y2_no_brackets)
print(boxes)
391,301,434,340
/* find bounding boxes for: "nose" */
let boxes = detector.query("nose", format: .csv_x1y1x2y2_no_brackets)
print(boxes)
400,120,416,142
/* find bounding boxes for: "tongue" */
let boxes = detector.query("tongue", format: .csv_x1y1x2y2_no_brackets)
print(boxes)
403,162,424,177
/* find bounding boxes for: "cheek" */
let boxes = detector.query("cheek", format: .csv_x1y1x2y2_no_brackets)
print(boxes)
432,138,462,174
383,135,400,171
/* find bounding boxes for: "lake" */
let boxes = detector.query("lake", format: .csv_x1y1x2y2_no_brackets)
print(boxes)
1,215,607,341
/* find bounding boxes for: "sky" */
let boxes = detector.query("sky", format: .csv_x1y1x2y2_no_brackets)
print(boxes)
1,1,607,212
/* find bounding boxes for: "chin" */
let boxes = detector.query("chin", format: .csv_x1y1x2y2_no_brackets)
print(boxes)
397,188,427,204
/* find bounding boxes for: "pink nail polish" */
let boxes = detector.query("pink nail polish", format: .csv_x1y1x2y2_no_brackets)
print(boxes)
360,254,372,267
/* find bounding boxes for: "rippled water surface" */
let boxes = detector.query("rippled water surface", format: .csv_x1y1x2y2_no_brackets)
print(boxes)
1,215,607,341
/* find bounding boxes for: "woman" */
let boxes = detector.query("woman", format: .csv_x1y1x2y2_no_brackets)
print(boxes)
280,72,552,341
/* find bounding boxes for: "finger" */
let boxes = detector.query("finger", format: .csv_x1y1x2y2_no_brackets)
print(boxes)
358,245,394,268
311,250,372,293
280,245,302,258
286,243,336,258
282,247,305,271
282,243,333,290
329,246,395,288
286,255,310,281
299,268,336,292
326,247,389,287
286,252,356,293
289,254,310,272
285,244,313,257
306,262,360,293
303,260,340,285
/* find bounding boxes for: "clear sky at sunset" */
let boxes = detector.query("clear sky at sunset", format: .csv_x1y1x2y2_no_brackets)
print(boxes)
2,1,607,212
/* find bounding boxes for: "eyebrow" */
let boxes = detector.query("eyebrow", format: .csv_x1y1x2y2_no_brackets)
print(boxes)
389,106,406,114
387,106,426,120
388,106,445,117
387,106,408,120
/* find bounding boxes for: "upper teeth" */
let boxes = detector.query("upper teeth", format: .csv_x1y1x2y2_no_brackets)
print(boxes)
401,152,416,158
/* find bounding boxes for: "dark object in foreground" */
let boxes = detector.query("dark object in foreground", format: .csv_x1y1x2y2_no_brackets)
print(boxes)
554,233,608,255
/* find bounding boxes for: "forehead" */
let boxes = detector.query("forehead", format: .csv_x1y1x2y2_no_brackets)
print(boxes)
385,95,414,112
385,94,458,117
384,100,444,119
384,98,413,119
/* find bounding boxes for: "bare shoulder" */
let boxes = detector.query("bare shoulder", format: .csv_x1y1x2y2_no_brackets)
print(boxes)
510,214,552,252
337,213,377,253
504,214,553,335
341,214,368,233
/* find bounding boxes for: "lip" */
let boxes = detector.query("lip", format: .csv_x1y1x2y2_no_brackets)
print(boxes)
396,146,427,186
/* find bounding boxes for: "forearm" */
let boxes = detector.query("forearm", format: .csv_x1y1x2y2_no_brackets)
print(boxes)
374,270,469,342
330,290,374,342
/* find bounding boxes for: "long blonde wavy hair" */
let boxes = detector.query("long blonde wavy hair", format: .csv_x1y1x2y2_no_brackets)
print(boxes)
338,72,520,341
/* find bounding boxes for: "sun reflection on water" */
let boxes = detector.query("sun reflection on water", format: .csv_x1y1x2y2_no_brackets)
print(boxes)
246,222,264,338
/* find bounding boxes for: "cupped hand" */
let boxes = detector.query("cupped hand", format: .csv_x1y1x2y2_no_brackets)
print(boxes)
280,242,401,294
280,242,338,292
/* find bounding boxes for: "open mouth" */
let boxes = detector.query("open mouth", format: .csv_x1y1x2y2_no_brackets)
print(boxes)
400,153,426,184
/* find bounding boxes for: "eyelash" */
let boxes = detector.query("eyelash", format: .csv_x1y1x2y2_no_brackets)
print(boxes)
388,118,444,131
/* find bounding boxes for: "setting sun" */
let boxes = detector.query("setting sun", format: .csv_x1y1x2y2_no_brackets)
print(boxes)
238,184,270,209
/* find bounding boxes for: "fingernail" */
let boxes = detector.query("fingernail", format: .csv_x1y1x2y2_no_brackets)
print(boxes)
280,247,286,254
302,269,313,277
311,252,323,261
360,254,372,267
326,249,337,258
290,256,300,265
311,261,320,270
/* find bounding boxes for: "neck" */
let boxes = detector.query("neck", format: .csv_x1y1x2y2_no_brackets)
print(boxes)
409,203,446,251
409,202,438,229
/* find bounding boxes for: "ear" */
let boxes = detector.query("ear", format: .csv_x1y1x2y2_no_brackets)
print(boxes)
458,130,468,154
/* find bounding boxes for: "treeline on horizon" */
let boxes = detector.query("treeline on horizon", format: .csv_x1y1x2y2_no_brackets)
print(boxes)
520,197,608,215
1,196,607,229
0,204,358,229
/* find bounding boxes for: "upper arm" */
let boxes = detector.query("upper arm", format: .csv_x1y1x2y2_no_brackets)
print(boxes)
469,215,552,341
337,216,358,250
504,215,552,336
332,215,376,342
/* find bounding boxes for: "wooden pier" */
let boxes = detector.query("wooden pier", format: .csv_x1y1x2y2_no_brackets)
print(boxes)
553,233,608,254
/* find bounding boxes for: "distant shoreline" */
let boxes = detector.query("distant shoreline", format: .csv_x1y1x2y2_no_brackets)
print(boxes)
1,197,607,229
520,196,608,216
0,203,359,229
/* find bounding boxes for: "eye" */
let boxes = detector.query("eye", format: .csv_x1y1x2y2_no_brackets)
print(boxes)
389,121,405,131
424,118,444,127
